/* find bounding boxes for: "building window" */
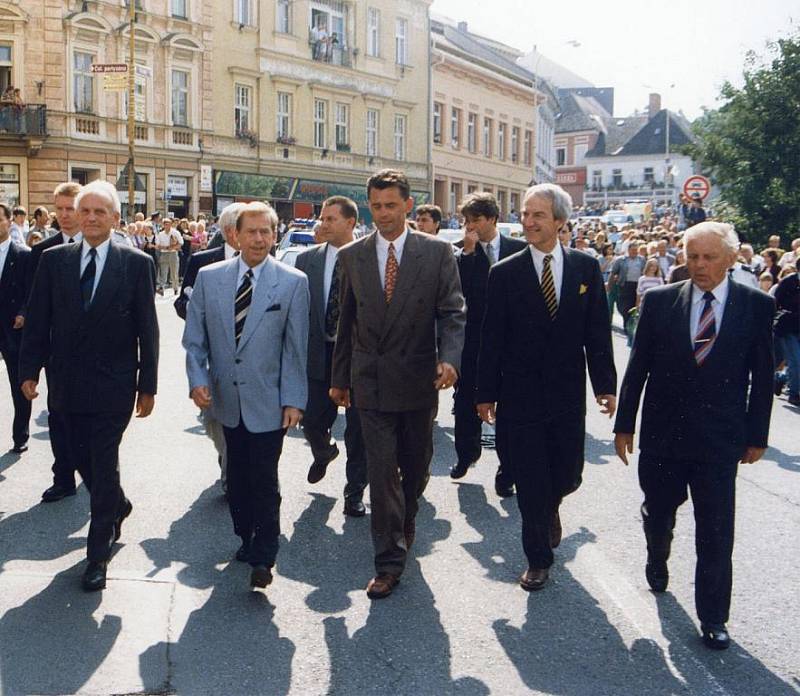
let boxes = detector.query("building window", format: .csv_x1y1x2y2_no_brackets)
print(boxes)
234,83,251,136
524,130,532,166
310,6,346,62
395,17,408,65
234,0,253,26
511,126,520,163
497,189,507,217
433,102,442,145
171,69,189,126
335,102,349,149
612,169,623,188
556,147,566,166
394,114,406,161
73,51,95,113
467,113,477,153
366,108,378,157
0,45,11,94
643,167,654,183
314,98,327,148
592,170,602,188
498,123,507,161
367,8,380,57
276,0,290,33
276,92,291,139
171,0,187,19
483,117,492,158
510,191,519,214
450,107,461,149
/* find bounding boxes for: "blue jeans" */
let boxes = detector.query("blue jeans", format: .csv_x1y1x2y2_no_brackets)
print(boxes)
780,334,800,397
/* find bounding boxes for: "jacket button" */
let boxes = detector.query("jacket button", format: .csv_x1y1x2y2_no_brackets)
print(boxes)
235,358,242,364
233,381,238,386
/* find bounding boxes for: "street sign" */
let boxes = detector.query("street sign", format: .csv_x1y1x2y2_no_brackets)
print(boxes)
103,74,129,91
91,63,128,74
683,175,711,200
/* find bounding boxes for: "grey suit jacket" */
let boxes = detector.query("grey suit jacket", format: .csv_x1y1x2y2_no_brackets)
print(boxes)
331,229,465,412
183,256,310,433
295,242,331,382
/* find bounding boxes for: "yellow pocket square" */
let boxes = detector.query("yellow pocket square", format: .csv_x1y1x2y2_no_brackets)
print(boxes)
579,284,588,295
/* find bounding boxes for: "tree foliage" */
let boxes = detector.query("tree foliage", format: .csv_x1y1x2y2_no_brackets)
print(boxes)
687,32,800,245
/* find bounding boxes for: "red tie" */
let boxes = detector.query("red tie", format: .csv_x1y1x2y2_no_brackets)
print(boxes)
384,242,398,303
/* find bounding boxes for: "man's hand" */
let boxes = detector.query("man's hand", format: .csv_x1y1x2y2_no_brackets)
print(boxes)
614,433,634,466
13,315,24,329
434,362,457,390
282,407,303,429
740,447,766,464
136,393,155,418
476,402,496,425
190,386,212,410
462,228,478,254
21,380,38,401
596,394,617,418
329,387,351,408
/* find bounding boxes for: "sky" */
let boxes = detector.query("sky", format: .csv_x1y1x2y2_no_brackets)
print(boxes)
429,0,797,120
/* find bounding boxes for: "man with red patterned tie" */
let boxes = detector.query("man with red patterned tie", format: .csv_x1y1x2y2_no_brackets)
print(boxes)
614,222,775,650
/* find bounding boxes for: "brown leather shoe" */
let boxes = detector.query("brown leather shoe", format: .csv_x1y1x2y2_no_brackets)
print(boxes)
366,573,399,599
520,567,549,591
404,519,416,550
549,511,562,549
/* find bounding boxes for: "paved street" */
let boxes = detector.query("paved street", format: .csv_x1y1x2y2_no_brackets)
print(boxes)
0,299,798,696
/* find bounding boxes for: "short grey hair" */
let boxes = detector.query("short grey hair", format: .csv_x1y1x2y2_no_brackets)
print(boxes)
235,201,279,232
219,202,247,231
684,221,739,253
75,180,121,215
523,183,573,222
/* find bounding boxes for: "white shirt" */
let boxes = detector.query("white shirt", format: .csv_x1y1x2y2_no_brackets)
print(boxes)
80,239,111,301
0,237,11,273
729,263,759,289
690,276,729,342
376,227,408,289
324,242,341,306
156,229,181,250
480,233,501,264
62,231,83,245
9,222,27,247
237,255,269,289
529,240,564,305
224,243,237,260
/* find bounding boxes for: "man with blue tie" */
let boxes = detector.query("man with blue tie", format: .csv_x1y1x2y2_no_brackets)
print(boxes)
614,221,775,650
183,201,309,589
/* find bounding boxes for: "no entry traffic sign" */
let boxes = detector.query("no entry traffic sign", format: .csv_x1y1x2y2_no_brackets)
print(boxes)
683,175,711,200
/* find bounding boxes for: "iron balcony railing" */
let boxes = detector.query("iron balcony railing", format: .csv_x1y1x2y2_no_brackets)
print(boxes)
0,104,47,136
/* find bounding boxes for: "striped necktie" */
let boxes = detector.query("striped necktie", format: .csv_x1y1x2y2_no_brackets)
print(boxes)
234,269,254,346
540,254,558,319
693,291,717,365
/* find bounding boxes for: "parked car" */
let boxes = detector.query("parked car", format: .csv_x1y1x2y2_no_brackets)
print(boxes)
278,231,316,251
497,222,523,238
601,211,634,227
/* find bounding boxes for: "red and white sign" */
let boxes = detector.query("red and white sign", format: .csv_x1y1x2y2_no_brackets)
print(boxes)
90,63,128,74
683,175,711,200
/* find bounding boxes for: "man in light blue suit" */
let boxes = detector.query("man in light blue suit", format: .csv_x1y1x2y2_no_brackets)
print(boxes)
183,201,309,589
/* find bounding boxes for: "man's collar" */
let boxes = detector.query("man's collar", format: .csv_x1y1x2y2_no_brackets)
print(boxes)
692,275,729,303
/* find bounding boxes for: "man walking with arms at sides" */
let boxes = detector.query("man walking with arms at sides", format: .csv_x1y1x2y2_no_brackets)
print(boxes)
183,202,309,589
450,192,525,495
155,216,181,295
330,169,465,599
295,196,367,517
476,183,616,592
20,180,159,591
614,222,774,650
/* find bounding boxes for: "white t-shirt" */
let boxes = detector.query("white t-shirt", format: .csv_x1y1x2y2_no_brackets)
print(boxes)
156,229,182,250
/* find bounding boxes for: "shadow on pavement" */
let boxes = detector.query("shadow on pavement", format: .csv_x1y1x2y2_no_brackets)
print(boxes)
584,432,617,466
0,450,23,479
763,445,800,474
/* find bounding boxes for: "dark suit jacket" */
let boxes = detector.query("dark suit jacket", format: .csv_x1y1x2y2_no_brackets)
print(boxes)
0,242,30,350
476,247,616,422
295,242,334,382
19,240,159,415
614,279,774,463
331,229,466,412
174,246,225,319
23,231,67,315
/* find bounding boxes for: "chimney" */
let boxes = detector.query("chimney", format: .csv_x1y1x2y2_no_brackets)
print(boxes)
457,21,468,33
648,93,662,120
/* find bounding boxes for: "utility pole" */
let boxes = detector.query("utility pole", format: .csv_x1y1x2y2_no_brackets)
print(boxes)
127,0,135,220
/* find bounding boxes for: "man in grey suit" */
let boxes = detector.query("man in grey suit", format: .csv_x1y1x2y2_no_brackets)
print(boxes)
330,169,466,599
183,202,309,589
295,196,367,516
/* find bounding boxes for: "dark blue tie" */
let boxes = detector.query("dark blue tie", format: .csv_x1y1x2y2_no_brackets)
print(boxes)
80,247,97,311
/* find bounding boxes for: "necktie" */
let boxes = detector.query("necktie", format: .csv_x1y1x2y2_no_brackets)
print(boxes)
693,291,717,365
540,254,558,319
485,242,496,266
68,237,75,244
80,247,97,311
325,256,341,338
384,242,398,303
234,269,254,346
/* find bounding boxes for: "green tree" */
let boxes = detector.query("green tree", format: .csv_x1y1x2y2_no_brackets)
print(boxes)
687,32,800,246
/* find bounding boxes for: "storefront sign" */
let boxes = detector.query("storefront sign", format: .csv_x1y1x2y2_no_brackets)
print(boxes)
167,175,189,198
215,171,294,199
200,165,213,192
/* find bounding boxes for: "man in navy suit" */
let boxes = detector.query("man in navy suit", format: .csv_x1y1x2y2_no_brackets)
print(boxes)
0,202,31,453
477,183,616,592
614,221,774,650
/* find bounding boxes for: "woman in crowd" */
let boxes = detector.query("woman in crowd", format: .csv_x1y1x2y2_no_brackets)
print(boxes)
774,259,800,405
763,249,781,284
636,257,664,308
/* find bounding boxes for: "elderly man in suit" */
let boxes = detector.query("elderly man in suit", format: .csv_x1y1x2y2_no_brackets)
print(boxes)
477,183,617,592
614,222,774,650
295,196,367,516
330,169,465,599
0,202,31,453
450,192,526,492
20,180,159,592
183,201,309,589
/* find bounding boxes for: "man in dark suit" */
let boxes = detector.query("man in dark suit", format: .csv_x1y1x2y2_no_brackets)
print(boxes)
614,221,774,650
295,196,367,516
330,169,465,599
450,192,526,493
24,182,85,501
20,180,159,592
0,202,31,453
477,183,617,592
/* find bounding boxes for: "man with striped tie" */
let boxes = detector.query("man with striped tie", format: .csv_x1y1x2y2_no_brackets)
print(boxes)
183,201,309,589
476,183,617,593
614,222,775,649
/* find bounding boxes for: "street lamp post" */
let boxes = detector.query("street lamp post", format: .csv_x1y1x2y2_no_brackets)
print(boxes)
127,0,135,220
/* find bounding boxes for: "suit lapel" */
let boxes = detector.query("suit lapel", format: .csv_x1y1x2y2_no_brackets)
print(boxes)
65,242,84,318
358,233,386,323
237,256,278,352
516,248,551,324
308,243,327,336
673,280,696,365
553,247,580,330
216,259,240,354
697,280,740,368
0,243,16,288
497,235,516,261
381,231,424,338
86,241,123,319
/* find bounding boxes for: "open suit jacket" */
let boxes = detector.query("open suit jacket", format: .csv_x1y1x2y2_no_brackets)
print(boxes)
174,245,225,320
295,242,333,382
19,240,159,414
0,241,30,350
183,256,309,433
614,279,774,463
23,230,66,315
331,229,466,412
476,246,616,422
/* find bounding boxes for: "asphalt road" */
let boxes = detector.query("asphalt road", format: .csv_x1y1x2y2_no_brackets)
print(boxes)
0,298,798,696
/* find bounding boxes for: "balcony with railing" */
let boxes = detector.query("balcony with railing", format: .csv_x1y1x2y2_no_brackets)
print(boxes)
308,30,353,68
0,104,47,137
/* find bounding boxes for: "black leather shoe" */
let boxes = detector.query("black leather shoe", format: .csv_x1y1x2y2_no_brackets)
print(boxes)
41,483,77,503
11,443,28,454
520,567,549,591
82,561,108,592
343,499,366,517
114,499,133,543
307,444,339,484
250,565,273,588
449,460,472,480
700,623,731,650
495,479,515,498
645,560,669,592
235,543,251,563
